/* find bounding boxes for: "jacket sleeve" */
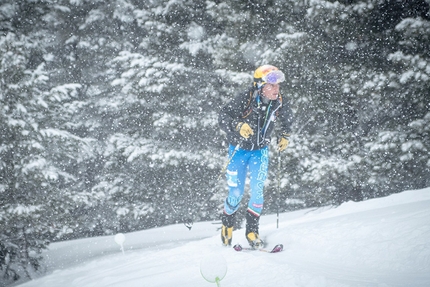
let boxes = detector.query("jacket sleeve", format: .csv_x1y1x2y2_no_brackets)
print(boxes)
278,96,294,135
218,91,249,134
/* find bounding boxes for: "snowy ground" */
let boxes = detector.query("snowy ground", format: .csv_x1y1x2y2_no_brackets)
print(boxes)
14,187,430,287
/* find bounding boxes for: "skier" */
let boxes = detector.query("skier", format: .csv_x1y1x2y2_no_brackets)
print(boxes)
218,65,294,248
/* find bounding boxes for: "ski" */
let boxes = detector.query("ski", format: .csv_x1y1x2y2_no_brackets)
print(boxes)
233,244,283,253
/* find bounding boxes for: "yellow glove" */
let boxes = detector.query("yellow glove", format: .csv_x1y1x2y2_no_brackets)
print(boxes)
236,122,254,139
278,133,290,151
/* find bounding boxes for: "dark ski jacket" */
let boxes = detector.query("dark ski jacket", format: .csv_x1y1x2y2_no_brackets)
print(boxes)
218,87,294,151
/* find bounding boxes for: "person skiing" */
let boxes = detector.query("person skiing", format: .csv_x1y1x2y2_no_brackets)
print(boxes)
218,64,294,248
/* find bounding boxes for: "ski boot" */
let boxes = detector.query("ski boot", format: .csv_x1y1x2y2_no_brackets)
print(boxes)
221,225,233,246
246,231,263,249
221,212,235,246
245,210,264,249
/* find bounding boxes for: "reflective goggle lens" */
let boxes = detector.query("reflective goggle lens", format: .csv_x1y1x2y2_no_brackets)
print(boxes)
262,70,285,84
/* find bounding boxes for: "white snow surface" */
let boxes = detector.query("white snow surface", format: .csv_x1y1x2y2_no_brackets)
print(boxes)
16,187,430,287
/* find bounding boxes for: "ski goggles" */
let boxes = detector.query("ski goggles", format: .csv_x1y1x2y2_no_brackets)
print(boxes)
262,70,285,84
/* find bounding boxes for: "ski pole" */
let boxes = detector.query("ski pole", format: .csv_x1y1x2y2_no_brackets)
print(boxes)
217,140,243,180
277,150,281,229
184,141,243,230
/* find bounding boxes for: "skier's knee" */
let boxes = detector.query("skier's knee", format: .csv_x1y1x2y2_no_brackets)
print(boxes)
226,169,238,187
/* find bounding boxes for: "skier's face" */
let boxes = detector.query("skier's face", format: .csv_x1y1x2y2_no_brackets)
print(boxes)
261,83,279,100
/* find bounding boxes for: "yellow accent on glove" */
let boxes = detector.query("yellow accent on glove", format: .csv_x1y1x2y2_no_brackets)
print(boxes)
278,134,290,151
236,122,254,139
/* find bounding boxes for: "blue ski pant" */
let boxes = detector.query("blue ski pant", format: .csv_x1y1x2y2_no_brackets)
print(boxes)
223,145,269,217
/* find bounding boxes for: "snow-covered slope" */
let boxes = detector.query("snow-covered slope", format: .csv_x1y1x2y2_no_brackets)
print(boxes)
16,188,430,287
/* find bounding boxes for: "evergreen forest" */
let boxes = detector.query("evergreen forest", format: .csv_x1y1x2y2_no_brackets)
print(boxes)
1,0,429,283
